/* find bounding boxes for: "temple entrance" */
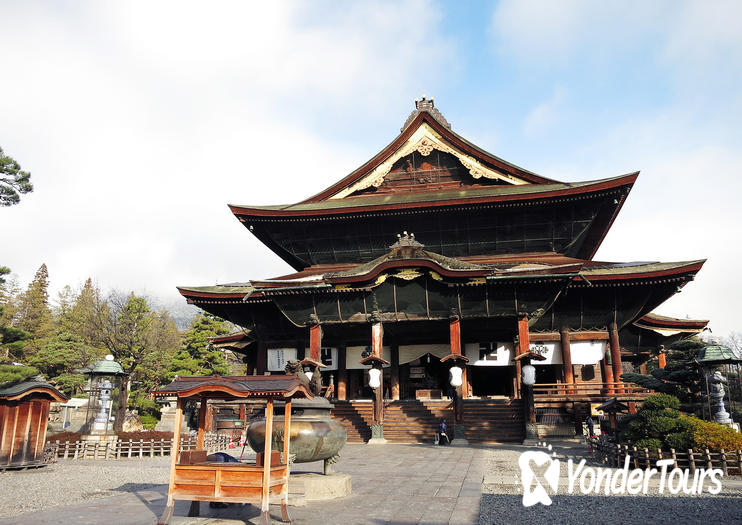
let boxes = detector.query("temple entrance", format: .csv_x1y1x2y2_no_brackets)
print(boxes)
401,354,451,399
469,366,515,397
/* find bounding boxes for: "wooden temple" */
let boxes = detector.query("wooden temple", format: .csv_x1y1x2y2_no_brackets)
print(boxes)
178,97,708,441
153,375,312,525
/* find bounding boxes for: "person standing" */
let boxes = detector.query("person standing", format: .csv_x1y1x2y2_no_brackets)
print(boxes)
585,415,594,437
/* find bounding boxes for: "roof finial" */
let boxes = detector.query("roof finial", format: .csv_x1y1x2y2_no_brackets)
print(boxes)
404,95,451,132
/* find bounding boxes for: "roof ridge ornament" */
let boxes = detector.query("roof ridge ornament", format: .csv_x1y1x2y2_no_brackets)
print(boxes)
401,95,451,132
390,231,424,249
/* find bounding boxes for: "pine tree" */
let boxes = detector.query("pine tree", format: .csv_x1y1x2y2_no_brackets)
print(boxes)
169,313,230,378
622,338,707,414
29,332,91,395
0,267,28,360
0,146,33,206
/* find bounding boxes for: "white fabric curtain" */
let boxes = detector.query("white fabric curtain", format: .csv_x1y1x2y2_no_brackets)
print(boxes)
398,344,450,365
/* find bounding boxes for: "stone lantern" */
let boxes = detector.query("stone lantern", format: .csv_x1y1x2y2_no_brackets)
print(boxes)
83,355,127,440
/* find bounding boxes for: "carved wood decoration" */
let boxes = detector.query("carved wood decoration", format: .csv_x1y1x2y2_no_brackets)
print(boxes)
330,123,528,199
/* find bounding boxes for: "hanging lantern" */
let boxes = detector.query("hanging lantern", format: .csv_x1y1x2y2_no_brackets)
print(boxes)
449,366,463,387
368,367,382,389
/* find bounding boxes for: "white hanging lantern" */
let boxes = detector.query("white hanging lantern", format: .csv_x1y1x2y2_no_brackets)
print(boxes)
522,364,536,386
368,367,382,389
449,366,463,387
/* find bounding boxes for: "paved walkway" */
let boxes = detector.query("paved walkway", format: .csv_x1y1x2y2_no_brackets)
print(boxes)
0,443,485,525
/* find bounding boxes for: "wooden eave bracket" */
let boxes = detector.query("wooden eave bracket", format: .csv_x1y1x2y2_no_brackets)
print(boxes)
300,358,327,369
513,351,547,362
440,353,470,364
359,355,391,366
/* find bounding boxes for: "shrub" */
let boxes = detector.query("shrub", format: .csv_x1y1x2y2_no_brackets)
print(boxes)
140,414,159,430
634,438,663,451
641,393,680,412
683,415,742,451
47,431,82,442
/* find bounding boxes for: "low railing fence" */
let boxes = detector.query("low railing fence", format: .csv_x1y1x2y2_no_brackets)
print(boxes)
47,434,231,460
588,437,742,476
534,382,651,398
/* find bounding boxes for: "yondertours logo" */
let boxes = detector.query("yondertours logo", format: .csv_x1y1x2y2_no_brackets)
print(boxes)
519,443,723,507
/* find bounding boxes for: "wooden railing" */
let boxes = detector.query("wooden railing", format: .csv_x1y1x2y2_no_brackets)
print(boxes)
533,382,651,400
48,434,231,460
589,437,742,476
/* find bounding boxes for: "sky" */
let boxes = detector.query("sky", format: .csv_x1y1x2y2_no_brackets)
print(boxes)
1,1,741,336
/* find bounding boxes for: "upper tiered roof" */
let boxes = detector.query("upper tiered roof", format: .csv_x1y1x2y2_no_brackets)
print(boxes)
230,98,638,269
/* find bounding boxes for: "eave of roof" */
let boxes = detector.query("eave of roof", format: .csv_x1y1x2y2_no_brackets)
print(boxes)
152,375,314,400
635,313,709,330
177,258,705,302
0,380,68,402
229,173,638,219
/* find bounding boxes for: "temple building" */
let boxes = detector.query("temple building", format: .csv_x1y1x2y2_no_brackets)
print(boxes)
179,98,708,442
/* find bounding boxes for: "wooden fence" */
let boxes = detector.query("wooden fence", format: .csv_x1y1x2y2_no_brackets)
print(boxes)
533,382,651,400
588,437,742,476
48,434,232,460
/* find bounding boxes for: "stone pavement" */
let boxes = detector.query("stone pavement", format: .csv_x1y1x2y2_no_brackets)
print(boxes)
0,443,485,525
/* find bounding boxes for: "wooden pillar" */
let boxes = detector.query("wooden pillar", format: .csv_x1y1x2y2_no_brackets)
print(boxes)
517,317,530,355
391,345,400,401
281,398,292,523
371,321,384,425
197,398,207,450
256,340,267,375
602,352,615,394
337,344,347,400
449,317,469,398
560,327,574,386
609,322,623,392
309,324,322,362
515,359,522,399
261,398,274,523
159,398,182,525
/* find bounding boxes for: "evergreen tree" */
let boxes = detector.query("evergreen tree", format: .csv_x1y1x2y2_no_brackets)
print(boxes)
0,146,33,206
28,332,92,396
0,267,28,360
622,338,707,414
14,264,54,359
169,313,230,378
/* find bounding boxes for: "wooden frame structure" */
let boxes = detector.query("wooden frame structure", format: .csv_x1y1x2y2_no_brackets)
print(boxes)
0,380,67,469
152,375,313,525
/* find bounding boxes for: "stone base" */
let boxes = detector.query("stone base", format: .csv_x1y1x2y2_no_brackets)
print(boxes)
287,473,352,506
452,424,469,446
368,424,386,444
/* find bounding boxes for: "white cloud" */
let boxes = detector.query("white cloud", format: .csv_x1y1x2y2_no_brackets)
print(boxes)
0,1,455,304
522,86,566,136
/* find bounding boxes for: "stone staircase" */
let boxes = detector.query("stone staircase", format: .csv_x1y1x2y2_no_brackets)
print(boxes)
462,398,525,443
330,401,373,443
382,400,453,443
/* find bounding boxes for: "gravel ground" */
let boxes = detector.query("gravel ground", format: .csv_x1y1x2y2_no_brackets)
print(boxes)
0,457,172,518
479,441,742,525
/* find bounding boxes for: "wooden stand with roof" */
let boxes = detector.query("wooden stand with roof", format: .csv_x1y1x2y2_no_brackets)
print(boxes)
153,375,313,525
0,380,67,469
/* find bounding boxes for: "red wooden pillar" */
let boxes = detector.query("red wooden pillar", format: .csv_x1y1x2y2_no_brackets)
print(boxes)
449,317,469,398
390,345,400,401
372,322,384,424
517,317,530,356
560,327,574,387
602,351,615,394
309,324,322,363
337,344,347,400
609,322,623,393
658,346,667,369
